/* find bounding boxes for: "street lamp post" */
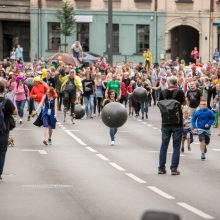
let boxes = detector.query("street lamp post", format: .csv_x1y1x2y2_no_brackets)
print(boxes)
154,0,158,63
108,0,113,66
209,0,214,61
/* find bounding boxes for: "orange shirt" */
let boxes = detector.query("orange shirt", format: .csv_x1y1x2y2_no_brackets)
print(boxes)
30,83,47,103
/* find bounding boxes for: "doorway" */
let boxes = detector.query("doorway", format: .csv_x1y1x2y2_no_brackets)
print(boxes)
171,25,199,64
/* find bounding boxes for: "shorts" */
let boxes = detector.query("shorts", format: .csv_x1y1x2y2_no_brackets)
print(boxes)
199,132,210,145
182,128,193,143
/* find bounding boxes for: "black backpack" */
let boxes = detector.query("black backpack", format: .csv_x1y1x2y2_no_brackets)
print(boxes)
0,98,7,133
157,90,181,126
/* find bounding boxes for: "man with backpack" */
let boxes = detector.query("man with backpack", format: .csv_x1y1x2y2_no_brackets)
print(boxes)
157,77,186,175
0,81,16,180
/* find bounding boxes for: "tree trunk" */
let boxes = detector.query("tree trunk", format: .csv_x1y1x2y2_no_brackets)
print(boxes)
64,35,67,53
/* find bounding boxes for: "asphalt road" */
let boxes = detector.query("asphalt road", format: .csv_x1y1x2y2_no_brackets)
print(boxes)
0,105,219,220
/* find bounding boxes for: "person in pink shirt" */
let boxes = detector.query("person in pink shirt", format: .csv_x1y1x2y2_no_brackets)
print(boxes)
190,46,200,64
13,76,29,124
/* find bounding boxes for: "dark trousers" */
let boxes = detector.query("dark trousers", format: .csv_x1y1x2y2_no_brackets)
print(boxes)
63,91,76,115
0,132,9,175
28,99,34,115
58,92,63,110
207,88,216,109
159,126,183,170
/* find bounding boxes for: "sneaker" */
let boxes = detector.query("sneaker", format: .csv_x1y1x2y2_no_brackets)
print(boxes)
204,147,207,153
145,113,148,119
142,116,144,120
43,140,48,146
19,119,23,124
171,169,180,175
201,152,206,160
48,139,52,145
27,115,31,121
111,141,115,146
158,168,167,174
181,147,184,153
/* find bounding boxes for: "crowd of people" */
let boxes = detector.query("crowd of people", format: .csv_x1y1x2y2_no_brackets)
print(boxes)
0,46,220,179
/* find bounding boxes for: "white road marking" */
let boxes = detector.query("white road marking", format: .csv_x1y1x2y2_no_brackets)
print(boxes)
147,124,152,127
138,119,142,122
142,122,147,125
177,202,214,219
68,129,80,132
212,148,220,152
125,173,146,184
21,149,47,155
109,162,126,171
96,154,109,161
147,186,175,199
118,131,129,133
152,127,158,130
86,146,97,153
22,184,73,189
61,126,66,130
65,130,87,146
147,150,159,153
38,150,48,155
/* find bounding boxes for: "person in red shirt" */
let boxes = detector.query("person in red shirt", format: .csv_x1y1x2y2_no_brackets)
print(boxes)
118,75,127,106
190,47,199,64
30,77,48,110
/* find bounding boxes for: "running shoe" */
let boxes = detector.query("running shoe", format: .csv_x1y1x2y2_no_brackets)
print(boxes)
171,169,180,175
201,153,206,160
111,141,115,146
27,116,31,121
43,140,48,146
158,168,167,174
48,139,52,145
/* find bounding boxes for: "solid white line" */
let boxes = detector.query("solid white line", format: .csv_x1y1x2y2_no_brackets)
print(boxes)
38,150,48,155
148,186,175,199
96,154,109,161
212,149,220,152
177,202,214,219
109,162,126,171
68,129,80,132
86,146,97,153
22,184,73,188
125,173,146,184
65,130,87,146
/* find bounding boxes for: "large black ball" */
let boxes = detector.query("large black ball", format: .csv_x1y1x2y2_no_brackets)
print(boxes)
74,104,85,119
101,102,128,128
133,87,147,103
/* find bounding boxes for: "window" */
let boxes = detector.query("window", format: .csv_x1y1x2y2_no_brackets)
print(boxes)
77,23,89,52
136,25,149,53
48,22,60,50
175,0,193,3
106,24,119,54
134,0,152,2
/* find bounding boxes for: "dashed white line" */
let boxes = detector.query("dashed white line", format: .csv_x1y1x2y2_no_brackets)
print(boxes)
96,154,109,161
38,150,48,155
125,173,146,184
86,146,97,153
109,162,126,171
148,186,175,200
212,149,220,152
177,202,214,219
65,130,87,146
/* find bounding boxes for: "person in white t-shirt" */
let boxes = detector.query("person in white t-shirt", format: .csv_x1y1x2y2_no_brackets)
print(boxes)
70,41,83,62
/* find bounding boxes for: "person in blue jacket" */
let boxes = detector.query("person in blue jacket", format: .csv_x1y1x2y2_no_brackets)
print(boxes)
192,99,215,160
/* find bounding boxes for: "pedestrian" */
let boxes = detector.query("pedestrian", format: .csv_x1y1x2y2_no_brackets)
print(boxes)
190,46,199,64
181,108,193,153
34,87,58,146
70,41,83,63
105,74,121,101
15,44,24,61
143,49,153,71
192,99,215,160
213,48,220,63
103,90,118,146
0,81,16,180
157,77,186,175
10,48,16,62
13,76,29,124
94,72,104,116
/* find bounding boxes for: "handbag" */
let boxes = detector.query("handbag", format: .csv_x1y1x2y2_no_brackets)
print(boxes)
33,110,43,127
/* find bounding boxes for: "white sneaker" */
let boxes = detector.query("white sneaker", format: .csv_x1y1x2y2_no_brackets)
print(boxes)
19,119,23,124
111,141,115,146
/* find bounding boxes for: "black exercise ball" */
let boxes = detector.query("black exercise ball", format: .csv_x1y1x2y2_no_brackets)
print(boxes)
133,87,147,103
74,104,85,119
101,102,128,128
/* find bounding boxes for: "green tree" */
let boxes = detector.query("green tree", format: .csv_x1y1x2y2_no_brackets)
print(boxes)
56,0,75,53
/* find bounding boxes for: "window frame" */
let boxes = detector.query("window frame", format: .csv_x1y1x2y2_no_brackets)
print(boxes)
175,0,193,3
76,23,90,52
136,24,150,54
106,23,120,54
47,22,61,51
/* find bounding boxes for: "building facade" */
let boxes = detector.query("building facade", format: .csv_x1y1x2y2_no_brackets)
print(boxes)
1,0,220,64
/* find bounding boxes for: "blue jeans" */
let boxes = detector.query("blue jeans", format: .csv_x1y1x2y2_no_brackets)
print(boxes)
84,95,94,117
140,100,148,116
110,128,118,141
159,126,183,170
0,132,9,175
16,99,26,118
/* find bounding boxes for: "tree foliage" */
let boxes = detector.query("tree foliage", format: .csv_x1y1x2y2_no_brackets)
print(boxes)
56,1,75,37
